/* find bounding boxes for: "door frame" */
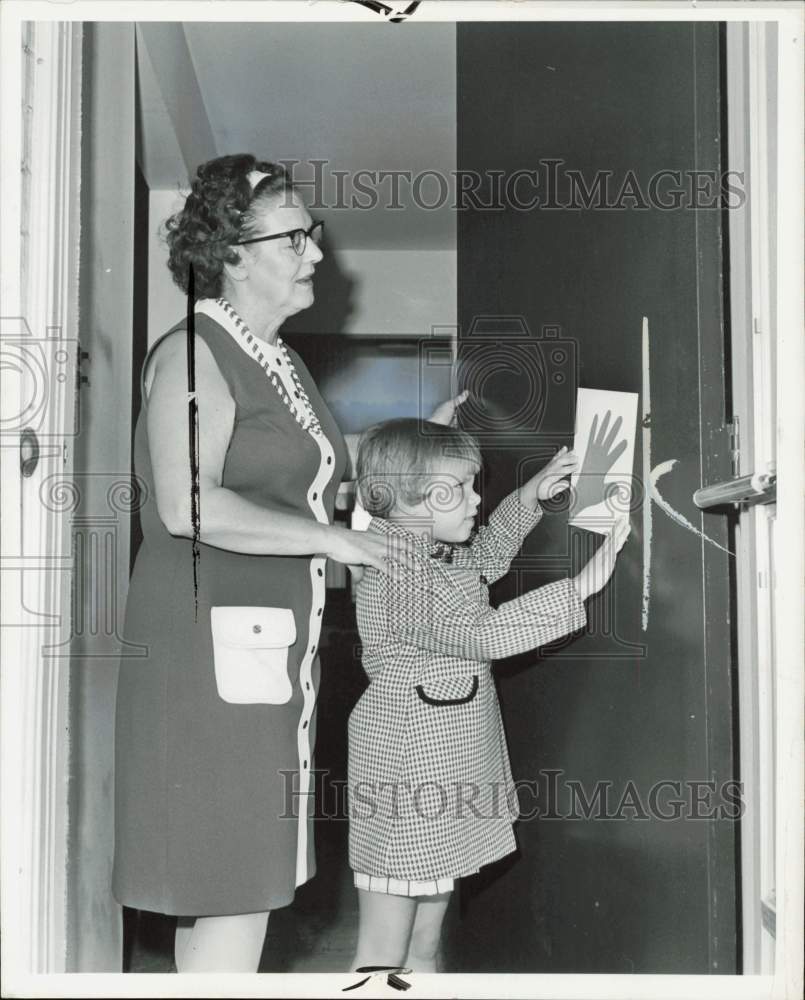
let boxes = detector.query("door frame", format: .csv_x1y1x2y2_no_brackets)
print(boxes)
0,18,82,978
725,13,804,986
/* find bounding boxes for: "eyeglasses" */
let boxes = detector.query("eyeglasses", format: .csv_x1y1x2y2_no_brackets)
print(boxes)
235,220,324,256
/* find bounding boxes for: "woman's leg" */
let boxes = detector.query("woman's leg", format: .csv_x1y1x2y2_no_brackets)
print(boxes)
174,911,270,972
351,889,416,971
173,916,195,969
404,892,452,972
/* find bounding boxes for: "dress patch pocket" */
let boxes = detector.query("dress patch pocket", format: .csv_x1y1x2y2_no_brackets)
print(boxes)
415,674,479,706
210,606,296,705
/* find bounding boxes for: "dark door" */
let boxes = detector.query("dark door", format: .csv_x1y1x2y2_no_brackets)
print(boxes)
446,22,737,974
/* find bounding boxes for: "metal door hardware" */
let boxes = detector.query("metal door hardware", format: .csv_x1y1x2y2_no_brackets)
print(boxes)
20,427,40,477
693,471,776,510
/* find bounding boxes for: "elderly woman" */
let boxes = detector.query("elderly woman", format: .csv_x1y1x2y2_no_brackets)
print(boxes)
112,154,464,972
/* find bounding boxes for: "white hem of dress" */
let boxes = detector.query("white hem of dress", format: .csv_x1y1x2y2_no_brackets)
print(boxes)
353,871,457,897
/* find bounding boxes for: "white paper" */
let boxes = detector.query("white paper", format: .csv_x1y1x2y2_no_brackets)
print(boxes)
568,387,639,534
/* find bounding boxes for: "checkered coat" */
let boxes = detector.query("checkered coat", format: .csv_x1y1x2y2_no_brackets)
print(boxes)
348,491,587,881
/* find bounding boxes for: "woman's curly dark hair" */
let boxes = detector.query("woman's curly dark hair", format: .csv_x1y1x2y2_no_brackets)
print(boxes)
164,153,295,299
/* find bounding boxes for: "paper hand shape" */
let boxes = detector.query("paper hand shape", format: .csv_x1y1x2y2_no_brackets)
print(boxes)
569,409,628,519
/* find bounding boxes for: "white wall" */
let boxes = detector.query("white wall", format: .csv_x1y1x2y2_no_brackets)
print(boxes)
147,188,187,346
148,187,456,344
183,22,456,251
314,248,456,336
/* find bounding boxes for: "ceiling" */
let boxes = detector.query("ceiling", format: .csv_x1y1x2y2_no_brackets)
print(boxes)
139,22,457,250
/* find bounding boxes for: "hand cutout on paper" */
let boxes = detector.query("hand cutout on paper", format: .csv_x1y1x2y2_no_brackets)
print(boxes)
568,410,628,520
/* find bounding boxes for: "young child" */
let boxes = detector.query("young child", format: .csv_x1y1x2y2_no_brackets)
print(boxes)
347,418,630,973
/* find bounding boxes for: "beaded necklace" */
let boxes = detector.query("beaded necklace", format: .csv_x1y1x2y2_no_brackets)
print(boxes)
216,297,323,437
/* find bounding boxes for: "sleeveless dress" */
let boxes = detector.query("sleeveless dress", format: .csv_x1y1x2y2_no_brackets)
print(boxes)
112,299,347,916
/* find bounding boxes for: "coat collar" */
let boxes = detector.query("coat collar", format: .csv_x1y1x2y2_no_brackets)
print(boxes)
368,516,460,563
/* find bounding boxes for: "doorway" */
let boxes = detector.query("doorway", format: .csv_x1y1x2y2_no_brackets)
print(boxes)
3,9,800,988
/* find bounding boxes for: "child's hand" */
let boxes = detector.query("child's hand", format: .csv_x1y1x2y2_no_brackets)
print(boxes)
573,517,630,601
531,446,580,502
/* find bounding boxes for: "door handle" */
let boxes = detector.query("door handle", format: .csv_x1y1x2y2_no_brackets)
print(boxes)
20,427,40,477
693,471,776,510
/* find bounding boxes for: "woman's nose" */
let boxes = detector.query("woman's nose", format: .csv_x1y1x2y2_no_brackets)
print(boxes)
305,239,324,264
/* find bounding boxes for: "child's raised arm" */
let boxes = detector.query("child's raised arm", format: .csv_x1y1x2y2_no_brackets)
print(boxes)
370,559,584,662
464,491,543,584
366,516,630,663
465,447,579,583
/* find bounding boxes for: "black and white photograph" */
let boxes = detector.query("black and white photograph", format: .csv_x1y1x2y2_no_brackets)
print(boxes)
1,2,802,998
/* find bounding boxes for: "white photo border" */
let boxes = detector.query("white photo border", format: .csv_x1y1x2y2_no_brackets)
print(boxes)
1,2,801,999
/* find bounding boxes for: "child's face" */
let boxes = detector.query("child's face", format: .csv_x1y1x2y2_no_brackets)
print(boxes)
399,456,481,544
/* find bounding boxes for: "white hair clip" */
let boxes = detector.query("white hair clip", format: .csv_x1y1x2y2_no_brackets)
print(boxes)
246,170,271,191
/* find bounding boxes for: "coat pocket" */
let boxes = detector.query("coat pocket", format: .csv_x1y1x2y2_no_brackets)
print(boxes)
415,674,479,707
210,606,296,705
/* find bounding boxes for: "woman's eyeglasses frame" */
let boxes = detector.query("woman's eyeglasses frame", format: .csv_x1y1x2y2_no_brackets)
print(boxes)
234,220,324,256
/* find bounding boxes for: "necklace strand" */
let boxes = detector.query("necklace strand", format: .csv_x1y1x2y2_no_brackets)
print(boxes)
217,298,322,436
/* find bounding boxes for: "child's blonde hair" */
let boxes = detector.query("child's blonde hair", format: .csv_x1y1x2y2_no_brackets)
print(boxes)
357,418,481,519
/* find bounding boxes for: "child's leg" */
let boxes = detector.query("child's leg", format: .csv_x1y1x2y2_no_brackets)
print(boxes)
405,891,451,972
351,889,417,971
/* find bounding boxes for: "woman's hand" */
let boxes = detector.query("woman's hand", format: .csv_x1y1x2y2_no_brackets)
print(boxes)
429,389,469,427
573,517,630,601
323,524,415,577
